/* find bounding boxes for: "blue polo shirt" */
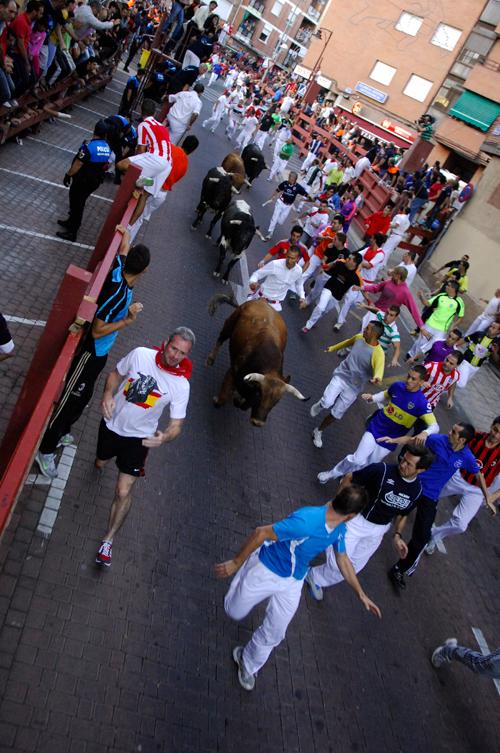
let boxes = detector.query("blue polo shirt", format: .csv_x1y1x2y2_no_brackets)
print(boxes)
259,505,346,580
420,434,480,501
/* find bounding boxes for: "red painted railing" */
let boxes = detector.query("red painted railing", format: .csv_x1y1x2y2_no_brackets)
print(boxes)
0,167,141,537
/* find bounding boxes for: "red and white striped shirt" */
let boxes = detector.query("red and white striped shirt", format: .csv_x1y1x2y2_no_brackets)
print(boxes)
137,117,171,158
422,361,460,407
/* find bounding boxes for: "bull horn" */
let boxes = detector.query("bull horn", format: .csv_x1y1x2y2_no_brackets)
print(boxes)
230,219,242,225
250,157,258,162
255,228,266,241
244,178,251,187
208,177,220,182
231,186,239,194
244,373,265,384
283,383,309,401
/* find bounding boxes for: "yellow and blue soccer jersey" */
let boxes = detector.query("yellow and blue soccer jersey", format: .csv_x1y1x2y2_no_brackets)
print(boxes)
369,381,436,449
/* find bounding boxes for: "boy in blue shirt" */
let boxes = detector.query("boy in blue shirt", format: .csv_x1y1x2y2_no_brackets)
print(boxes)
215,486,381,691
379,423,488,589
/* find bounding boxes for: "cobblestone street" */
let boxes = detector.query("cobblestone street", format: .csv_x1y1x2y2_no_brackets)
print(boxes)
0,70,499,753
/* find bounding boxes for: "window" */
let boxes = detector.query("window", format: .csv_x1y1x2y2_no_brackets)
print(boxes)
259,23,273,43
431,23,462,51
369,60,396,86
271,0,283,16
395,11,423,36
403,74,433,101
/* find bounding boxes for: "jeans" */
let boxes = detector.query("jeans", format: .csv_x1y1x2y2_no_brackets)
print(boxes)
0,68,15,103
441,646,500,679
409,197,427,224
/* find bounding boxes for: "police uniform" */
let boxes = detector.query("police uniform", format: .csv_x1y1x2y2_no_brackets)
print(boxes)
119,74,140,117
103,115,136,183
58,138,111,241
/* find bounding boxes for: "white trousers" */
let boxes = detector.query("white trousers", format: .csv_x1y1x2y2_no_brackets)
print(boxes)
327,431,392,479
301,150,317,173
464,313,494,338
312,515,390,587
305,271,330,306
224,551,303,675
128,191,167,242
203,110,224,132
268,198,292,235
269,155,288,180
382,233,404,265
225,111,239,137
208,71,218,86
128,152,171,198
337,287,362,326
247,289,282,311
305,288,340,329
303,254,322,284
166,117,187,145
456,359,479,389
319,374,358,419
254,130,268,150
408,324,445,358
432,471,500,541
273,138,286,160
236,128,254,151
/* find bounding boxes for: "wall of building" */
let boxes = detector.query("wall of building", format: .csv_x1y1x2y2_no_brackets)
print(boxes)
430,157,500,298
303,0,485,124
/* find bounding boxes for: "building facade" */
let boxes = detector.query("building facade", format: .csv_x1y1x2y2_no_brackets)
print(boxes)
229,0,329,71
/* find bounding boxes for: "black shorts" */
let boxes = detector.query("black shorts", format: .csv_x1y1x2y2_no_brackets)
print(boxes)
0,312,14,353
96,420,148,477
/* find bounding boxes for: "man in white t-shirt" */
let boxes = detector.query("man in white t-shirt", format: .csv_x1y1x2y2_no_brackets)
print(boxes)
382,208,411,263
397,250,418,286
94,327,195,568
167,83,204,144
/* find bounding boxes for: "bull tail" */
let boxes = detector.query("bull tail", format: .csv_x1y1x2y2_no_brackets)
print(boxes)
208,293,238,316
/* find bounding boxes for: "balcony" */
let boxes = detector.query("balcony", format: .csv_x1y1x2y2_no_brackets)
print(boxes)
295,29,313,45
244,0,265,18
235,27,255,42
464,63,500,103
304,6,320,22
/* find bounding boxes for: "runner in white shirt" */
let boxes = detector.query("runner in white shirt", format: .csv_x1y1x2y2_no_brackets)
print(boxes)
248,248,307,311
464,288,500,336
335,234,386,329
202,90,229,133
235,112,259,151
300,201,330,245
353,155,371,179
279,94,294,115
94,328,195,568
382,208,411,263
167,83,204,144
322,157,338,177
225,86,245,139
397,250,418,286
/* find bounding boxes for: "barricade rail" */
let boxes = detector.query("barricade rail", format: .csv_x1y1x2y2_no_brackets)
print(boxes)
0,60,117,146
0,166,141,537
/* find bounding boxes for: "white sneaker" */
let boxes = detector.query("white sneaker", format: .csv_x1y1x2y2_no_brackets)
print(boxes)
312,428,323,448
431,638,457,668
35,451,58,479
305,570,323,601
57,434,75,447
232,646,255,691
317,470,334,484
332,323,342,332
425,539,436,555
310,401,322,417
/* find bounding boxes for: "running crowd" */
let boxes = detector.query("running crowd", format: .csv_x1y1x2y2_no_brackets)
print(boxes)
1,0,499,697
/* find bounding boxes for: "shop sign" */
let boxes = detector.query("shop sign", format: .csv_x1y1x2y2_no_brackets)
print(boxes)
294,64,311,80
355,82,388,104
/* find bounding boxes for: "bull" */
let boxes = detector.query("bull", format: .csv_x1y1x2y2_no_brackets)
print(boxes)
206,296,308,426
191,166,233,236
221,152,246,191
214,199,264,283
241,143,267,185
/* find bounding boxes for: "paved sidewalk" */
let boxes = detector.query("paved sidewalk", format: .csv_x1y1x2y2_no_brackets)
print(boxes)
0,73,499,753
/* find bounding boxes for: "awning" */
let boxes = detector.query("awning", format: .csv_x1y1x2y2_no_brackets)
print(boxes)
449,91,500,132
337,106,414,148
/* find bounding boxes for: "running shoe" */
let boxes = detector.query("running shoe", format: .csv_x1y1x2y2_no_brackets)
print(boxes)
312,428,323,448
232,646,255,691
388,565,406,590
431,638,457,668
96,540,112,567
57,434,75,447
35,451,58,479
305,570,323,601
310,401,322,417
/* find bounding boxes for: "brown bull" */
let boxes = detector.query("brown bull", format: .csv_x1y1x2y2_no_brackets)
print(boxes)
221,152,246,190
206,295,308,426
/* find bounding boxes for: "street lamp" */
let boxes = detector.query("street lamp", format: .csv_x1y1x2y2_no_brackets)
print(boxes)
304,26,333,102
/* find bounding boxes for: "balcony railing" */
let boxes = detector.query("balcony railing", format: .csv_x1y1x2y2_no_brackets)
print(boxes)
235,27,255,42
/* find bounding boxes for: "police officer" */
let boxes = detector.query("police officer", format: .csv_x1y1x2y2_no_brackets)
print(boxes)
56,121,111,243
102,115,137,184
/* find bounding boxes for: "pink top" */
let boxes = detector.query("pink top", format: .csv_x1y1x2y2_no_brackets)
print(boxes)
363,279,424,328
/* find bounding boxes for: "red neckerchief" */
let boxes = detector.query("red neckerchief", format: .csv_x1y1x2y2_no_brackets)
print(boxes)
364,245,383,263
155,347,193,379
